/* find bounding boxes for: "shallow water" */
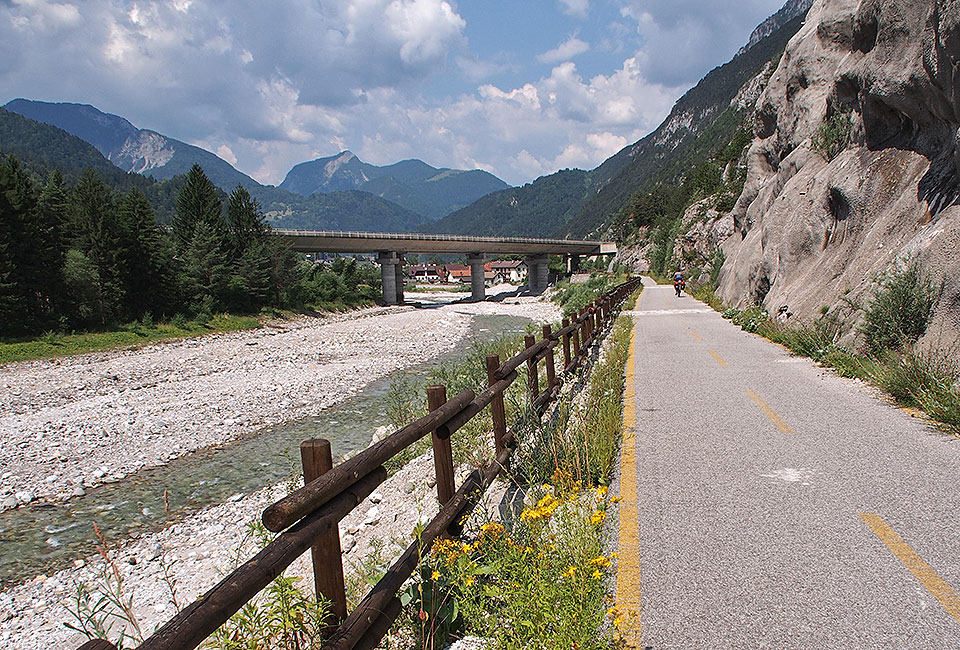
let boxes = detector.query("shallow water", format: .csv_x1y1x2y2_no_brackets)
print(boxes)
0,312,533,587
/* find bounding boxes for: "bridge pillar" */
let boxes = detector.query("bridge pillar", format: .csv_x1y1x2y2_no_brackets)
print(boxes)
526,254,550,294
395,254,405,304
567,254,580,273
468,253,486,302
378,252,401,305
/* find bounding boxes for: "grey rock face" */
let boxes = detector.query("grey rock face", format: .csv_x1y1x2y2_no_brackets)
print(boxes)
719,0,960,344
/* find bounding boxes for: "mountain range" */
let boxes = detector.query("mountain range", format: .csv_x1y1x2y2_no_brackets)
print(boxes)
281,151,508,219
1,99,508,230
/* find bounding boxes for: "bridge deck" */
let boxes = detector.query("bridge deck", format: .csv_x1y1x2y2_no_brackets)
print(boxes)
275,229,616,256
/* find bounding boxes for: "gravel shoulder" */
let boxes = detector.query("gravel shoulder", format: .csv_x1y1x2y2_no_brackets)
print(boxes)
0,292,559,649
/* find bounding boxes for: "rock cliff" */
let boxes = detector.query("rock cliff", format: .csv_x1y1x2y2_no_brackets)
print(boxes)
719,0,960,345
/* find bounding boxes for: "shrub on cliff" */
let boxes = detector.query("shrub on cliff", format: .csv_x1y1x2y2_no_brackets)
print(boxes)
860,260,941,356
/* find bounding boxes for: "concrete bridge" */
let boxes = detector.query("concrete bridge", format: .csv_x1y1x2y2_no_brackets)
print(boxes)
276,230,617,304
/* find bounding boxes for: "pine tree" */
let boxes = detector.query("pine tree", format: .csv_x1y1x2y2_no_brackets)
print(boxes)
32,170,69,324
69,169,126,323
179,220,231,313
0,161,24,333
117,188,171,319
227,185,267,259
173,164,223,250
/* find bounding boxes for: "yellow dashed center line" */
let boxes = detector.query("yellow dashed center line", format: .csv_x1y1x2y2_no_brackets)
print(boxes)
617,323,642,646
859,513,960,624
708,349,728,366
689,331,702,341
746,389,795,434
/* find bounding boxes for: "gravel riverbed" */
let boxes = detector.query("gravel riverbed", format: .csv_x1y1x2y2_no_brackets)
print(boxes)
0,290,559,649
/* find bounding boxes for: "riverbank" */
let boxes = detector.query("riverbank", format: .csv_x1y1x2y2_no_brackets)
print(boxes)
0,292,560,649
0,294,557,510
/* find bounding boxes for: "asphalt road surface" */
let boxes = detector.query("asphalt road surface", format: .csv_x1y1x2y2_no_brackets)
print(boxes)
621,278,960,649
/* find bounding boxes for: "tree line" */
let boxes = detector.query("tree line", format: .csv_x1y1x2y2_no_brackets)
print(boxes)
0,158,380,337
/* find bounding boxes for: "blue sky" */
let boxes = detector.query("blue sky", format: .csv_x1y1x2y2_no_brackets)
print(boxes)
0,0,789,186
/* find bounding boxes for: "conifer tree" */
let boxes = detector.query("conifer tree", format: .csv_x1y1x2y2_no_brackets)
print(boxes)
173,164,223,250
227,185,267,258
179,220,231,313
118,188,171,318
69,169,126,323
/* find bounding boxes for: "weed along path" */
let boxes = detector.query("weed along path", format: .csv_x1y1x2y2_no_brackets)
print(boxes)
616,277,960,648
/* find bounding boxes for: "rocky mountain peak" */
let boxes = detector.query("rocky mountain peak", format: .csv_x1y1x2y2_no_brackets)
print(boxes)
740,0,815,55
323,151,359,179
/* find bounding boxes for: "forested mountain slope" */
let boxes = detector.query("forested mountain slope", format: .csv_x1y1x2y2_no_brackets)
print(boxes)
427,0,811,239
565,12,808,238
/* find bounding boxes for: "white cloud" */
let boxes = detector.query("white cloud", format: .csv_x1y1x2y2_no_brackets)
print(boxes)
558,0,589,18
537,35,590,64
620,0,784,85
215,144,238,165
0,0,774,188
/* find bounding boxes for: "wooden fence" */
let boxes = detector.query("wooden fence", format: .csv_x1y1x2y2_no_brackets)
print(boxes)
77,277,641,650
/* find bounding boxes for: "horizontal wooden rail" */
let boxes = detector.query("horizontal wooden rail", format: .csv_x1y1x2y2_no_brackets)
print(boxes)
138,468,385,650
494,338,550,380
322,446,511,650
263,388,475,531
435,371,517,439
76,276,641,650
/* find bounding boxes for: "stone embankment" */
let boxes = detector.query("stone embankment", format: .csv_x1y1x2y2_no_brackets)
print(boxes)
0,290,560,650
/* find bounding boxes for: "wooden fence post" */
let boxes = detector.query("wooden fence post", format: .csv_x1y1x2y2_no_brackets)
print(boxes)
542,324,557,391
561,317,571,369
428,385,456,507
486,355,508,456
573,314,581,358
301,439,348,627
524,335,539,401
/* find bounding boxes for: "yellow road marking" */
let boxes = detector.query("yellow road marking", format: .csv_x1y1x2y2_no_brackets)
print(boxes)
708,349,727,366
746,390,795,434
617,323,642,646
859,513,960,624
689,331,702,341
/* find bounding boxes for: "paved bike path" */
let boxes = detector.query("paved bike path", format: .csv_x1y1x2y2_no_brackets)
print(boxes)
619,278,960,648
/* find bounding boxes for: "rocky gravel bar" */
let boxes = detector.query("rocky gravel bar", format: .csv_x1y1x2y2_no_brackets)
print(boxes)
0,291,559,649
0,292,557,510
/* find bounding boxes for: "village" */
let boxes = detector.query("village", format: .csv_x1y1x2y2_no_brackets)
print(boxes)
407,259,527,286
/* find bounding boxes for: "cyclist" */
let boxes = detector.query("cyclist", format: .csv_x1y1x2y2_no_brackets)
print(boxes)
673,270,685,297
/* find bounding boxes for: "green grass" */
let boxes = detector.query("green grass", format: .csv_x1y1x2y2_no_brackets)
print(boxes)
0,314,263,365
552,273,628,317
408,294,638,649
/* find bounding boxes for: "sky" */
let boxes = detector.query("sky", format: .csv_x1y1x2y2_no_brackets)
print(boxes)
0,0,787,187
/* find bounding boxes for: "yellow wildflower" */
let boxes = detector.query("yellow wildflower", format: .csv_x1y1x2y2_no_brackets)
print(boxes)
464,576,475,586
590,510,606,525
431,570,440,580
561,565,577,578
611,495,622,504
592,569,602,579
